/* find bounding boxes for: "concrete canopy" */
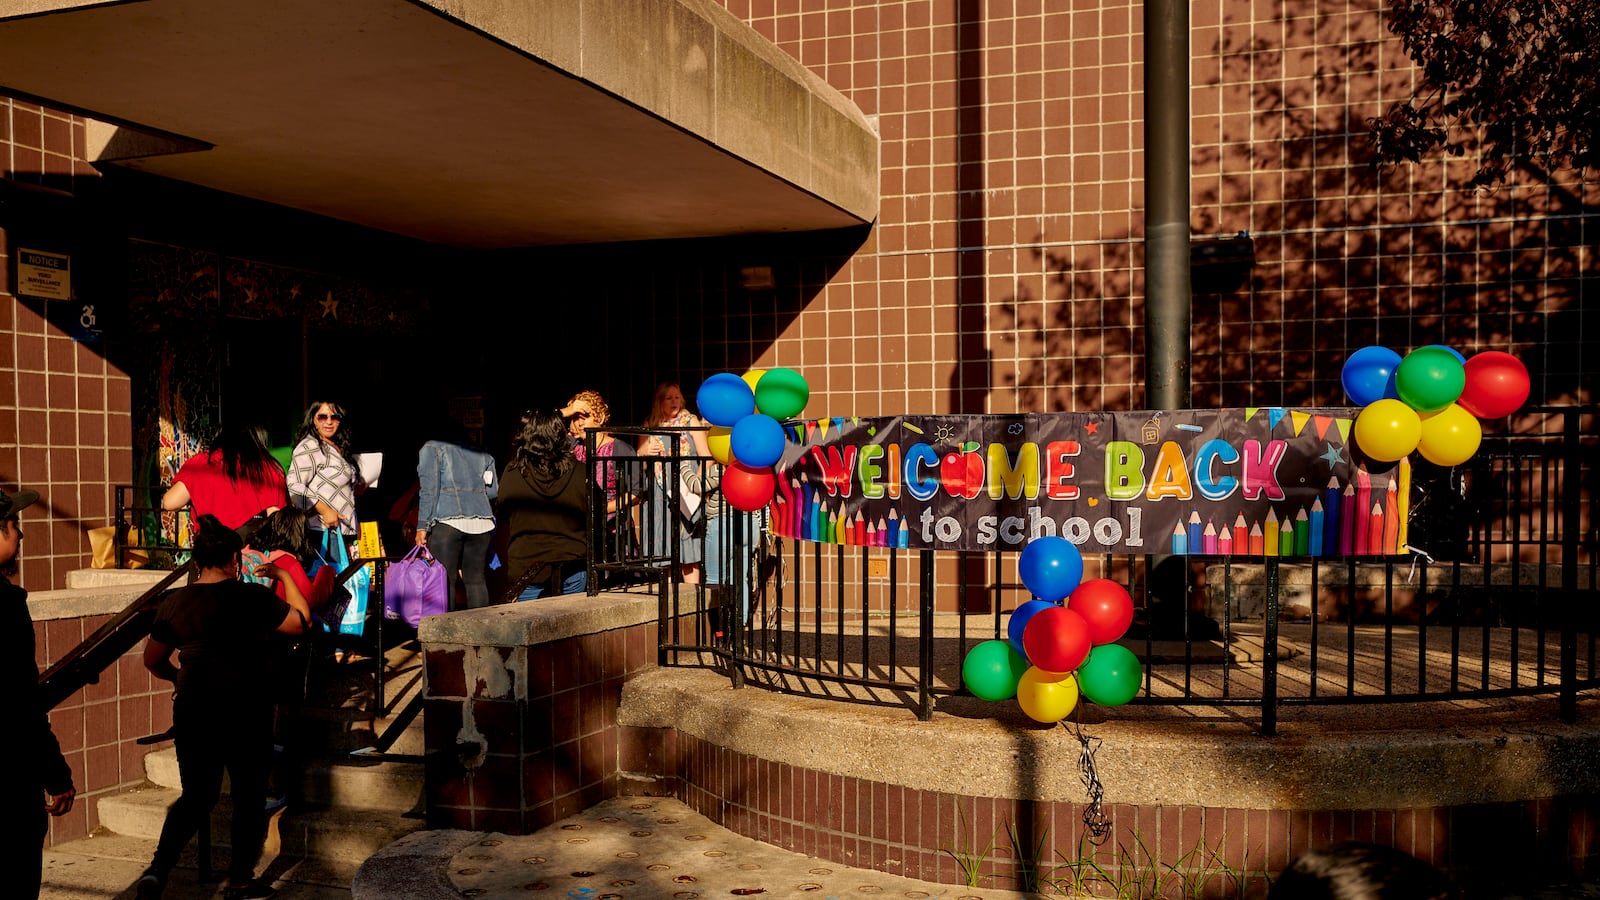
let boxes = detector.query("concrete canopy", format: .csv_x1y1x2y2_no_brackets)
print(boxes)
0,0,878,249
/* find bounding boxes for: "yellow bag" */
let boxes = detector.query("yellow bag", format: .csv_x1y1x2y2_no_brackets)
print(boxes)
358,519,383,560
88,525,149,569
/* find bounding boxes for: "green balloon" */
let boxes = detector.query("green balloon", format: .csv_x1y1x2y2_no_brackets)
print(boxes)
962,639,1029,702
1395,346,1466,414
1076,643,1142,706
754,367,810,420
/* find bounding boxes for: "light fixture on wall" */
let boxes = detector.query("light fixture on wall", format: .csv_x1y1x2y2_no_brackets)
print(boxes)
1190,231,1255,295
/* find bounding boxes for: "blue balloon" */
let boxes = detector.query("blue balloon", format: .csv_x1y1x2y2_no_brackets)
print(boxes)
1422,344,1466,364
1017,536,1084,603
1341,345,1403,407
697,373,755,427
729,413,786,468
1007,599,1058,659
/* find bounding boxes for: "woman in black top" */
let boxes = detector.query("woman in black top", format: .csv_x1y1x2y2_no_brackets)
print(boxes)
498,409,590,600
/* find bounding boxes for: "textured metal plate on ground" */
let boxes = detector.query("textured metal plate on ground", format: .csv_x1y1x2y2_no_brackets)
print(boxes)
446,796,1031,899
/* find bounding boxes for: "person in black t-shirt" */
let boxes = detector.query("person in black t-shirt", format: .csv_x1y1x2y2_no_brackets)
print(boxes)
136,516,312,900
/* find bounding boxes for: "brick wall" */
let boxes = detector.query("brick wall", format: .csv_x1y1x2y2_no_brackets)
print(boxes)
3,96,130,592
422,618,658,833
31,601,173,848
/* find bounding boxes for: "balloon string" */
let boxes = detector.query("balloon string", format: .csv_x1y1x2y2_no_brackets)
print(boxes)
1402,544,1434,584
1068,715,1112,845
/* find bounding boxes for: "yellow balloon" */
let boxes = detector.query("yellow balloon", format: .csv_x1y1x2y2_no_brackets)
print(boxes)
1417,403,1482,467
1015,666,1080,723
707,426,734,465
741,370,767,393
1353,398,1422,462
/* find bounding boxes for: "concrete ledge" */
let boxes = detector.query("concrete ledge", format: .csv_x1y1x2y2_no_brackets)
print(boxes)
28,569,179,621
619,666,1600,811
352,829,483,900
416,588,660,648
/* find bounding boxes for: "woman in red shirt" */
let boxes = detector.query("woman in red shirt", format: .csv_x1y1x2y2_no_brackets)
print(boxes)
162,424,288,532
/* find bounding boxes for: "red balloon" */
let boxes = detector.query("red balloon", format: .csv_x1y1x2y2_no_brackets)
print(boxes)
721,462,776,512
1067,579,1135,645
1457,351,1530,419
1021,606,1092,675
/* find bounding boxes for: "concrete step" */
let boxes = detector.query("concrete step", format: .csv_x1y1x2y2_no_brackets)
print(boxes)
95,782,426,868
142,745,427,814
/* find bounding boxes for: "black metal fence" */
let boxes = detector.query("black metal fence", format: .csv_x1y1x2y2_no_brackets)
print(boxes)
616,408,1599,733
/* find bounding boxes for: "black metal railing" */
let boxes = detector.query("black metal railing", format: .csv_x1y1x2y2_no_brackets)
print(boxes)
40,535,403,720
635,407,1598,734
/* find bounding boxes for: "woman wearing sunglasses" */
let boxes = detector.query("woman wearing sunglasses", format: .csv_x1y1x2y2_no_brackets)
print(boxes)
286,401,362,544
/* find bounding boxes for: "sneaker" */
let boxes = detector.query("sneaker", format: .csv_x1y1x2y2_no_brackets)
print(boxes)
222,879,277,900
135,870,164,899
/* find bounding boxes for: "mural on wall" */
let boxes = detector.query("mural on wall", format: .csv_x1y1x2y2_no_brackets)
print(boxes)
125,239,424,541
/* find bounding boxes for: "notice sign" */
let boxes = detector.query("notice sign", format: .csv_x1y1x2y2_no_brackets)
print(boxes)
769,409,1410,558
18,248,71,300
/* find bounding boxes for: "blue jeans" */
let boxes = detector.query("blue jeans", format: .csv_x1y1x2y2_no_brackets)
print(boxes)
517,564,587,600
705,511,760,621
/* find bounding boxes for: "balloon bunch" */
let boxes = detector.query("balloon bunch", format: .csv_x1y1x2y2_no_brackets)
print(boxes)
694,368,810,512
1342,345,1530,466
961,536,1142,723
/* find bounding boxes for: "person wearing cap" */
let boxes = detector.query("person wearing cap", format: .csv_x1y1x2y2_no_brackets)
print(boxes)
1,486,77,899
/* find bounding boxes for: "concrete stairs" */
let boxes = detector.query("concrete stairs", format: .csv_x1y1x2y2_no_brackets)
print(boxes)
67,635,431,893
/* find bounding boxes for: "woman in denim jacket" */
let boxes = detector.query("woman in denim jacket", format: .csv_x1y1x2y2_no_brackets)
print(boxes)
415,418,499,610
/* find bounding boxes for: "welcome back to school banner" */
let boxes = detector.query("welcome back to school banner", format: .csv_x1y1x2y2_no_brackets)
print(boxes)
766,409,1410,557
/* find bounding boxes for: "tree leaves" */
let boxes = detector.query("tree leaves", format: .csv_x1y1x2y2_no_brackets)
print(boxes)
1369,0,1597,185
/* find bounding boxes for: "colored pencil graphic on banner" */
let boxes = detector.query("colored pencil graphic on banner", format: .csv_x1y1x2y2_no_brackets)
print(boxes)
1293,507,1310,556
1382,477,1399,555
887,508,901,547
1281,516,1296,554
1217,525,1233,555
793,479,805,539
1203,521,1218,554
1187,511,1202,553
1397,458,1411,551
1309,497,1324,557
1367,502,1384,555
1172,522,1188,554
854,510,867,546
1340,481,1357,556
1323,477,1341,556
1355,466,1372,555
1249,522,1264,555
876,517,888,547
1264,509,1279,556
1232,512,1247,550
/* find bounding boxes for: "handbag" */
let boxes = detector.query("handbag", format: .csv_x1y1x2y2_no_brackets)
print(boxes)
385,544,449,627
310,530,370,636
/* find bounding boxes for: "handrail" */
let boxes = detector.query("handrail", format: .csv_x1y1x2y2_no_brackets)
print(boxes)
657,406,1598,729
38,550,386,712
37,562,196,710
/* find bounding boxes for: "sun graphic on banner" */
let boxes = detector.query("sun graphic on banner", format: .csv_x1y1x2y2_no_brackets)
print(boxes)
932,423,958,445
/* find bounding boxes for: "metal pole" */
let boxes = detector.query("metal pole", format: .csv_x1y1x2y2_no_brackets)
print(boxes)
1144,0,1192,410
1143,0,1193,639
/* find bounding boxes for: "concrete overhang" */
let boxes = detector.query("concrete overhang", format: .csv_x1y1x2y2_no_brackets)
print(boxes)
0,0,878,249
